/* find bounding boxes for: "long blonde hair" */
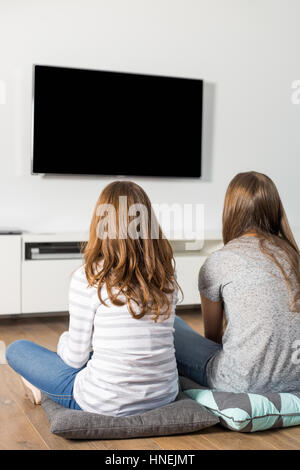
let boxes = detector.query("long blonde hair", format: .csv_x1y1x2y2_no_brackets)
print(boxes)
222,171,300,312
83,181,180,321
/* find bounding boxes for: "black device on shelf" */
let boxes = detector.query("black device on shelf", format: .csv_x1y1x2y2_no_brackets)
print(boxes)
32,65,203,177
25,242,83,260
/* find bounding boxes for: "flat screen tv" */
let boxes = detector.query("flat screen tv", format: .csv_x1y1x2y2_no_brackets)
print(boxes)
32,65,203,177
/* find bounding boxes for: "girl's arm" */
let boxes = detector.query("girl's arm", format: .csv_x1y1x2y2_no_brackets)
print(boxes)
198,251,227,345
57,267,96,369
200,293,224,344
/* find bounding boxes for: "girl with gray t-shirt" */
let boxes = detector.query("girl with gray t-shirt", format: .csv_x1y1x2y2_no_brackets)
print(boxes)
174,171,300,393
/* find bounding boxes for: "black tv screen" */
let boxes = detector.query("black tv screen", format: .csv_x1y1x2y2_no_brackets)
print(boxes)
32,65,203,177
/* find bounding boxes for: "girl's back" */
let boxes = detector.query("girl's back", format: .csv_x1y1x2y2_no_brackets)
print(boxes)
200,235,300,393
57,181,180,415
199,171,300,394
59,266,178,416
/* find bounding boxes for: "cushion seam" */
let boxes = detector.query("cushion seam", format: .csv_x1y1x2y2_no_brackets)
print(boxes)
199,406,300,423
52,421,216,433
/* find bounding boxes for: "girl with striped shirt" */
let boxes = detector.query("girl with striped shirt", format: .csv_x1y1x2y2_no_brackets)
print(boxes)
6,181,180,416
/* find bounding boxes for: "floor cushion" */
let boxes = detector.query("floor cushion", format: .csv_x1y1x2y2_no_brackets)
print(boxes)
181,377,300,432
41,376,219,439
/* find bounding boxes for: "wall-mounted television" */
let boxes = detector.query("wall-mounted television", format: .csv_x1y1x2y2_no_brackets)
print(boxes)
32,65,203,177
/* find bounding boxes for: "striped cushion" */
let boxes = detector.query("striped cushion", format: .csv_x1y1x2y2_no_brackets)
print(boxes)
181,378,300,432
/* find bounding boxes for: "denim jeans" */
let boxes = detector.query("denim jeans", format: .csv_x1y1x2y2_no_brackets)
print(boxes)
174,315,222,386
6,317,220,410
6,340,83,409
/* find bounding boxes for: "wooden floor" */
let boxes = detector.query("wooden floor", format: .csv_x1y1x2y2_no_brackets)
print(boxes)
1,310,300,450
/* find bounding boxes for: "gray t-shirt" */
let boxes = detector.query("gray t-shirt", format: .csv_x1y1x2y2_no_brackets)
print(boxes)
198,236,300,393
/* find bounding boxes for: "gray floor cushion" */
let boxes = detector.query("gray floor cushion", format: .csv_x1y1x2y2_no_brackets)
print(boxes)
41,376,219,439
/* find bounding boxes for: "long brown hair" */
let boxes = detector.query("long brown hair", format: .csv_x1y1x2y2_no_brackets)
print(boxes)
83,181,180,321
222,171,300,312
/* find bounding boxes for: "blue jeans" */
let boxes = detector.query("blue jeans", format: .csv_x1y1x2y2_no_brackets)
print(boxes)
6,340,83,410
174,315,222,386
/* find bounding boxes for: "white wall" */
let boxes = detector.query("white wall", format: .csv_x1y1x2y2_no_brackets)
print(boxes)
0,0,299,234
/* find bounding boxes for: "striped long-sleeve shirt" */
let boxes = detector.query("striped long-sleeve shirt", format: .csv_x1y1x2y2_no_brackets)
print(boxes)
57,266,179,416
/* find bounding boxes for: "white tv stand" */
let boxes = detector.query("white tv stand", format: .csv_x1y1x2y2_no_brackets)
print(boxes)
0,231,224,316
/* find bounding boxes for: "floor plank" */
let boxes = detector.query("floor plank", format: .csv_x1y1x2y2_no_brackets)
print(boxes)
1,317,68,351
0,365,48,450
153,431,220,450
101,438,162,450
1,311,300,450
258,426,300,450
1,364,107,450
202,425,277,450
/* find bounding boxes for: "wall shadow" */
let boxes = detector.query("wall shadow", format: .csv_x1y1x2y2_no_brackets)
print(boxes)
200,81,216,182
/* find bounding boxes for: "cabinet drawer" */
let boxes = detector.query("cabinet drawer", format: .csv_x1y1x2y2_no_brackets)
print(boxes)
21,259,83,313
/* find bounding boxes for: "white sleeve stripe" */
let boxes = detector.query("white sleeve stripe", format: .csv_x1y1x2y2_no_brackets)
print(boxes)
70,326,94,335
69,315,94,325
67,345,90,357
68,336,91,346
57,267,95,369
70,286,91,298
69,301,93,312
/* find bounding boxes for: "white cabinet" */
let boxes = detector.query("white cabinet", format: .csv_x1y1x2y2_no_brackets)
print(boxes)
1,230,300,317
174,254,204,305
22,258,83,313
0,231,226,315
0,235,21,315
21,232,88,314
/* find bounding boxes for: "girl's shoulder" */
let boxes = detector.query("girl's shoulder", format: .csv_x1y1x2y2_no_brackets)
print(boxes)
207,236,260,262
71,265,95,296
72,260,103,285
199,248,225,281
199,239,248,282
72,265,88,283
70,265,101,308
201,243,231,267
